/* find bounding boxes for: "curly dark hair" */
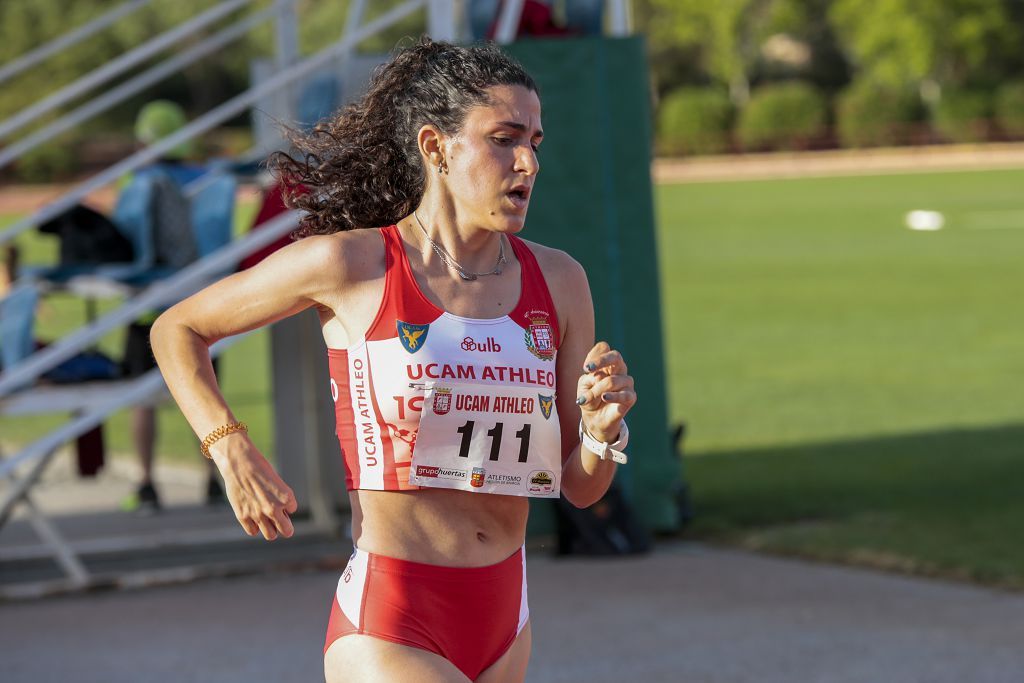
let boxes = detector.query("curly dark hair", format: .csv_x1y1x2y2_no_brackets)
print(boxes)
269,38,538,237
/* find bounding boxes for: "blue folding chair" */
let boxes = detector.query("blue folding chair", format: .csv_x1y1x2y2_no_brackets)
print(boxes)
298,72,341,130
89,171,163,283
0,282,40,379
189,172,237,260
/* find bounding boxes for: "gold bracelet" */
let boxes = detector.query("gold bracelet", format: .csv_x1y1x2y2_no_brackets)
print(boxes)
200,421,248,459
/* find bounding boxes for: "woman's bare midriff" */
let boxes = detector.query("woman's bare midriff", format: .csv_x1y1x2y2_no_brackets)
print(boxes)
349,488,530,567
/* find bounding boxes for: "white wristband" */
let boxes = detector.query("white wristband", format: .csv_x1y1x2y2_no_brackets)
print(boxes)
578,419,629,464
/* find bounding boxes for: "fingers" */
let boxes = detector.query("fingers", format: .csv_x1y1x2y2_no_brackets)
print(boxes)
256,515,278,541
599,390,636,408
218,450,298,541
582,341,627,376
577,374,634,408
270,506,295,538
232,489,297,541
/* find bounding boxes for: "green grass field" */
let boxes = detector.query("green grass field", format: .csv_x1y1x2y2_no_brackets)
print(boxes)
657,169,1024,588
3,168,1023,587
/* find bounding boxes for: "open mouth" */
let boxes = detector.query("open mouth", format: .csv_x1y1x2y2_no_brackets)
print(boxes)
506,187,530,208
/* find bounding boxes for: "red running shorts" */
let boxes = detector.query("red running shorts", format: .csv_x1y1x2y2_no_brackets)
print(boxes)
324,546,529,680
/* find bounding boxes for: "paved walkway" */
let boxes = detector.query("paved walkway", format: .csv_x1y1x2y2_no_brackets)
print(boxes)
2,541,1023,682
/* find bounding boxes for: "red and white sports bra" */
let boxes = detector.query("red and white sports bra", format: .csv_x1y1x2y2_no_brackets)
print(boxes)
327,225,561,492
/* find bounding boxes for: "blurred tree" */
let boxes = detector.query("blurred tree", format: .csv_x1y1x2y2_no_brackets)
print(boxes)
752,0,850,94
636,0,777,104
0,0,358,128
635,0,850,103
829,0,1022,100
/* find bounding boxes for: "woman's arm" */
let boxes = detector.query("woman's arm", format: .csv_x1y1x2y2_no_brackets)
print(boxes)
543,250,637,508
151,233,355,539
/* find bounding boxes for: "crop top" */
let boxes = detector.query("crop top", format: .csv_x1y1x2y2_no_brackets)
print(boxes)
327,225,562,492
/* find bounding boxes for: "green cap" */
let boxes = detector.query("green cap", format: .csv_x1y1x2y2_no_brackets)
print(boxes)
134,100,193,159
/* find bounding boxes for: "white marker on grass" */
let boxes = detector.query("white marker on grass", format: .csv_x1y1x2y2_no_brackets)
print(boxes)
905,210,945,231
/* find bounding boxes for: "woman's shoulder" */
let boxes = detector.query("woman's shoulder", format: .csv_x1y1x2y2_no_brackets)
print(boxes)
278,227,386,286
515,236,587,292
514,237,590,342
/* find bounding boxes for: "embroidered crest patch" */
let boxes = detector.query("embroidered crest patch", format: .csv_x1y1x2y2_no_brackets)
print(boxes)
538,394,554,420
397,320,429,353
524,314,555,361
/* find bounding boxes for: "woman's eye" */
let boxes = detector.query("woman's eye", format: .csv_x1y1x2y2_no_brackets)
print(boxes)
493,137,513,145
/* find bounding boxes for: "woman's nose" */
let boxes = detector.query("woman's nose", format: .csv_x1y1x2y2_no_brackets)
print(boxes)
515,146,539,175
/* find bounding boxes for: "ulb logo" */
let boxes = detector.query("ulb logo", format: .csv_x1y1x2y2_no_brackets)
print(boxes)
433,388,452,415
397,320,429,353
538,394,554,420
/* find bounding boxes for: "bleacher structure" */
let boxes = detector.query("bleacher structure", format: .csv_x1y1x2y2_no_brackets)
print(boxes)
0,0,645,598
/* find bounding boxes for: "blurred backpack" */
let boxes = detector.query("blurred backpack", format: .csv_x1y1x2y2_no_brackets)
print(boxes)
38,205,134,265
555,479,652,556
148,171,198,268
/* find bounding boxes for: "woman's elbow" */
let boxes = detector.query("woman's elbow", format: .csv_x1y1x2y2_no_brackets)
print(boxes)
149,309,209,362
560,480,600,509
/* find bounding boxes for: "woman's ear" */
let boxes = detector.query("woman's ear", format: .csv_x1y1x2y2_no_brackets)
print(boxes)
417,124,446,171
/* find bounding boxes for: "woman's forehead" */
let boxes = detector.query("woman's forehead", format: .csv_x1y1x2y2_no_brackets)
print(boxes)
468,85,542,131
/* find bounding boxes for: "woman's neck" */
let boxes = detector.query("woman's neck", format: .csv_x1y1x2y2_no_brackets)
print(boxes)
403,199,504,277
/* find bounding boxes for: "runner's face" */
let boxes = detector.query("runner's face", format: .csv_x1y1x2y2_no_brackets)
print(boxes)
442,85,542,233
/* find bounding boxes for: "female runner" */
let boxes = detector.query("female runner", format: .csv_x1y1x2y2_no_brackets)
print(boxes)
151,39,636,683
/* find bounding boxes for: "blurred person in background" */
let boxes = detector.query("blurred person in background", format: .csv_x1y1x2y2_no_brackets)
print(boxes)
120,100,225,513
1,245,17,297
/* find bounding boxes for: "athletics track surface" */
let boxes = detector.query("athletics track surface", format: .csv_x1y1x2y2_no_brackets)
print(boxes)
3,541,1023,682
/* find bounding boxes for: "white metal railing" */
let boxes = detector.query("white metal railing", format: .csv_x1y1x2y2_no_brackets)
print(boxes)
0,336,244,524
494,0,527,43
0,0,449,475
0,6,276,169
0,0,253,141
0,0,427,249
0,210,299,400
0,0,156,85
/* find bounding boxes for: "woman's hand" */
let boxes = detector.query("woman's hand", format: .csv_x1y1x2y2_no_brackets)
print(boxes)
210,437,298,541
575,341,637,444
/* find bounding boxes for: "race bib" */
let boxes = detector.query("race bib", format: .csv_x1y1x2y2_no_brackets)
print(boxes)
409,381,561,498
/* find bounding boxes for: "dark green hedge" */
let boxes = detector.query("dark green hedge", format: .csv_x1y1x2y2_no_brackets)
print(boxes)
737,82,827,151
995,81,1024,137
836,81,921,148
657,87,733,156
932,89,993,143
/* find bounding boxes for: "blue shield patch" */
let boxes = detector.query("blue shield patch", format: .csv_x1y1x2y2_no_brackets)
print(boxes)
538,394,554,420
397,320,430,353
